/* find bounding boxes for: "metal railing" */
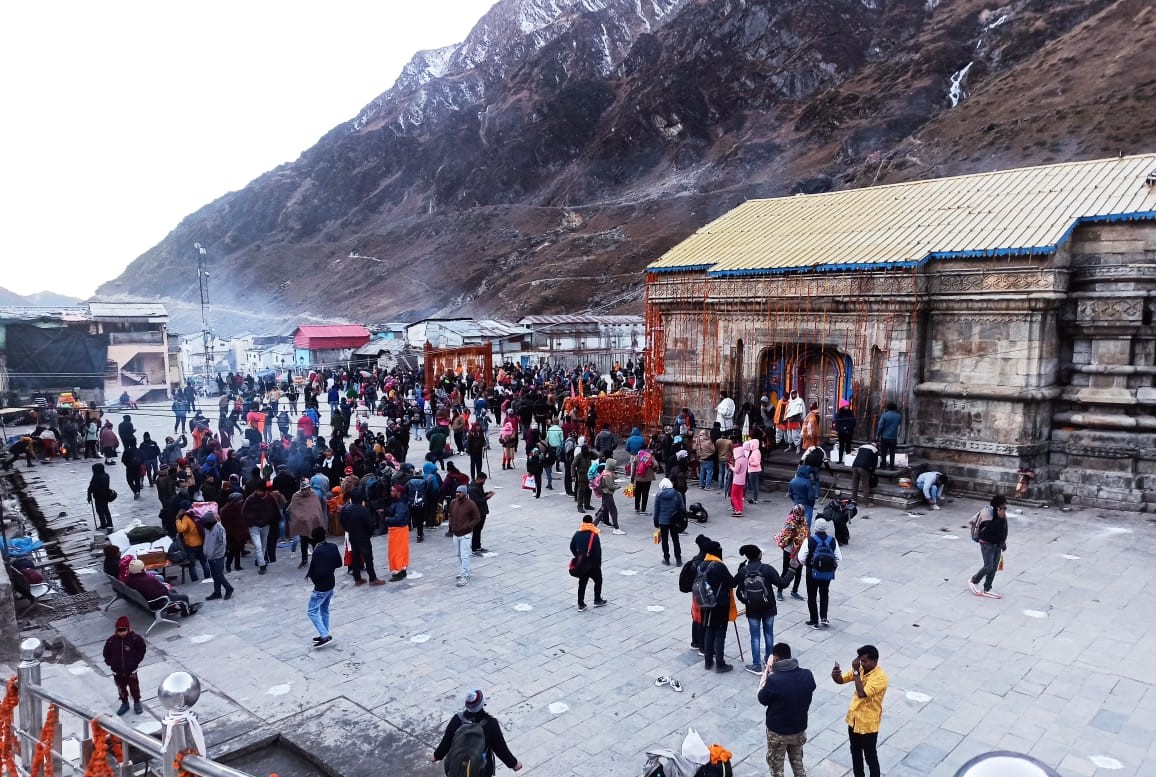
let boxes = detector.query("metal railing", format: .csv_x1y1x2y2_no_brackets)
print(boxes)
14,638,253,777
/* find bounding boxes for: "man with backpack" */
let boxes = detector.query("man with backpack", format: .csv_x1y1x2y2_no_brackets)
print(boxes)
432,688,522,776
693,540,736,673
797,517,842,629
407,462,441,543
968,494,1009,598
736,544,788,675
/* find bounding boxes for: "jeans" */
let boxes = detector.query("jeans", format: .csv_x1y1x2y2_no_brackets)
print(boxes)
699,460,715,489
806,574,831,622
765,729,807,777
248,525,270,569
849,728,880,777
186,545,210,580
543,467,553,489
879,439,896,469
307,589,334,638
972,542,1002,591
923,484,940,505
207,557,233,596
747,614,774,669
745,472,760,501
577,568,603,607
453,535,472,579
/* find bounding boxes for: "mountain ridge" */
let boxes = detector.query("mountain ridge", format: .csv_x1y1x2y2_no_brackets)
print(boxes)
98,0,1156,335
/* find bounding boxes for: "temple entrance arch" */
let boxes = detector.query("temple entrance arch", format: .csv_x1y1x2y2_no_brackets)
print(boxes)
758,345,854,430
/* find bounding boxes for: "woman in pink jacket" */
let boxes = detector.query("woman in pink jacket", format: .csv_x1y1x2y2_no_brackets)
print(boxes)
743,438,763,504
729,445,749,516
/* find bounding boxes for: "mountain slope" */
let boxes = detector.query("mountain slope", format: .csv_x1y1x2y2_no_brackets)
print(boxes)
98,0,1156,333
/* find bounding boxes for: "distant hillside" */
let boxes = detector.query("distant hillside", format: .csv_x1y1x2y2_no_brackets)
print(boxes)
0,287,82,307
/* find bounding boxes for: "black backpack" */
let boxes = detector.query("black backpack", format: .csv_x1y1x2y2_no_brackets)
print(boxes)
691,561,719,608
741,566,771,609
443,714,487,777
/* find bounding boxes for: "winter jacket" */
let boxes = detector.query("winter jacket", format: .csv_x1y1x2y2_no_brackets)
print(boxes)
735,559,782,618
624,428,645,455
307,541,342,592
124,572,170,608
852,444,879,472
652,486,685,527
242,492,279,528
570,524,602,567
729,447,749,486
202,521,227,560
876,410,901,441
597,460,619,494
757,658,817,735
175,514,204,548
340,503,375,542
447,496,481,537
103,632,146,675
788,474,817,506
745,440,762,473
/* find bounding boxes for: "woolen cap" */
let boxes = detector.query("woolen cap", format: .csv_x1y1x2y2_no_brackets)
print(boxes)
813,518,829,533
115,616,130,629
465,689,485,713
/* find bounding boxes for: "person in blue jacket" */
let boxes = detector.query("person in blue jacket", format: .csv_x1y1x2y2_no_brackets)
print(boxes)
788,466,818,526
875,401,902,469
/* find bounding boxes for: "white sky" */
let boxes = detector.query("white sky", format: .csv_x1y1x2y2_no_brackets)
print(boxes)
0,0,496,298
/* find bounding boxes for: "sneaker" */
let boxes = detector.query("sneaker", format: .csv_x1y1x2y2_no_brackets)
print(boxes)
389,572,406,582
790,592,804,601
133,701,143,715
456,578,468,587
472,550,484,557
476,547,490,554
593,599,608,607
744,664,762,675
820,618,829,627
314,635,334,648
186,603,202,616
716,663,734,674
981,590,1003,599
205,593,223,601
932,504,941,510
612,529,626,535
258,566,267,575
811,622,822,630
654,676,670,687
669,679,684,692
578,603,588,611
312,636,325,645
116,701,130,716
968,580,981,595
689,643,702,651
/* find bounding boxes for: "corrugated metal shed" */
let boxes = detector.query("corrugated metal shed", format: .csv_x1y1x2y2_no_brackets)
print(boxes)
293,325,371,349
519,315,643,325
88,302,169,319
648,154,1156,276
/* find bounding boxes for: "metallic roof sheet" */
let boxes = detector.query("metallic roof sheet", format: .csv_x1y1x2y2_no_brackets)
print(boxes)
518,315,643,325
648,154,1156,275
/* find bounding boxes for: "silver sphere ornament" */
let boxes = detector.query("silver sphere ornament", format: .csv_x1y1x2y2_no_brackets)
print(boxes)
954,752,1060,777
157,672,201,712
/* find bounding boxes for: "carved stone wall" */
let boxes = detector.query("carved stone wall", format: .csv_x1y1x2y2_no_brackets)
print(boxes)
647,220,1156,510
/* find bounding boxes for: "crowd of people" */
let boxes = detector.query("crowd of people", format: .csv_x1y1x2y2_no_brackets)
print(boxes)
14,358,1013,777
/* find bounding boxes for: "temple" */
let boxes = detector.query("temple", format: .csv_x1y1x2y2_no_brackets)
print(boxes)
645,154,1156,510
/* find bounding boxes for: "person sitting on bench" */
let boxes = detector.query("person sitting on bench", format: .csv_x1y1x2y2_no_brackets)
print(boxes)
123,559,199,617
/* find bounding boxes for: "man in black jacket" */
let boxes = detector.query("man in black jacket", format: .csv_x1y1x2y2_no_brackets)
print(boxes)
736,544,786,674
850,443,879,508
757,643,816,777
305,526,342,648
432,689,523,776
103,616,147,716
699,540,735,673
340,490,383,586
468,473,494,556
570,515,605,611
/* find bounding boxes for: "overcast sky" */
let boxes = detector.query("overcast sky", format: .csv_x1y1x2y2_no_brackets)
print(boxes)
0,0,496,298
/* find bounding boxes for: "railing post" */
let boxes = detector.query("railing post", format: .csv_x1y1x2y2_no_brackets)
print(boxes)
158,671,202,777
16,637,44,771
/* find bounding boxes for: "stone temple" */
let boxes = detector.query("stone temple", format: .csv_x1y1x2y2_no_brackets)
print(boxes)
644,153,1156,511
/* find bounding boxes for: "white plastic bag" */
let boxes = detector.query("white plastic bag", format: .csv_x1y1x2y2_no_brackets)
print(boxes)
682,727,710,765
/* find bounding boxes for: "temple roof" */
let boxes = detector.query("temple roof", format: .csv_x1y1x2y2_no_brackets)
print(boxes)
648,153,1156,277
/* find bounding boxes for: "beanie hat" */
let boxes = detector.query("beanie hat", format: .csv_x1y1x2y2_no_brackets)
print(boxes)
658,478,673,491
456,485,468,495
464,689,485,713
128,559,145,574
813,518,829,533
115,616,130,629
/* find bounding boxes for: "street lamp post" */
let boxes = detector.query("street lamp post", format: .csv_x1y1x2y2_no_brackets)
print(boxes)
194,243,213,396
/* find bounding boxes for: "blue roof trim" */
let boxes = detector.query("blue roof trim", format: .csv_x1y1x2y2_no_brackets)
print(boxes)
676,209,1156,279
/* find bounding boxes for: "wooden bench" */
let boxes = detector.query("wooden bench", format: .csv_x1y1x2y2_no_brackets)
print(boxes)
103,574,180,635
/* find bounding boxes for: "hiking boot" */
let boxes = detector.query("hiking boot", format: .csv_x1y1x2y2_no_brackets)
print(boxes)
116,701,130,716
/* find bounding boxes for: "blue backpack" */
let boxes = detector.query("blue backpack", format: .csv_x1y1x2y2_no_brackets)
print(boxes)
810,535,838,581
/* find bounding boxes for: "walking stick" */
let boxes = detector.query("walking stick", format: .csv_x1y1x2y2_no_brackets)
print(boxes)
731,617,745,663
91,501,98,531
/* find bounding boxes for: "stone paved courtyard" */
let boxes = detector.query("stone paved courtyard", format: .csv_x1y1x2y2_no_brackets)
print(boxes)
5,403,1156,777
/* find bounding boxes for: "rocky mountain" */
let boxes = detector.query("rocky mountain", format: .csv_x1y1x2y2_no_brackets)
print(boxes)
98,0,1156,333
0,287,82,307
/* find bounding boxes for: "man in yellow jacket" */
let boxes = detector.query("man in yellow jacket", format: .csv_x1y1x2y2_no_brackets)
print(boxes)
831,645,888,777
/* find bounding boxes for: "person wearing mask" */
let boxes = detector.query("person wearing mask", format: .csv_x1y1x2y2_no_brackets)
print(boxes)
651,478,684,566
569,514,605,611
200,509,234,601
797,517,842,629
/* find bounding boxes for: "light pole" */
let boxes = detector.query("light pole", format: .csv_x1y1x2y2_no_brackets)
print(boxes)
194,243,213,395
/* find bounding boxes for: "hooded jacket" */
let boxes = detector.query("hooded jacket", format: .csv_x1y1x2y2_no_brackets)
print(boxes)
103,629,146,675
624,428,646,455
652,480,685,527
757,658,817,735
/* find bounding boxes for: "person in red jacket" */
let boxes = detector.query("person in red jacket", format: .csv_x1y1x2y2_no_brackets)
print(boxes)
103,616,146,715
